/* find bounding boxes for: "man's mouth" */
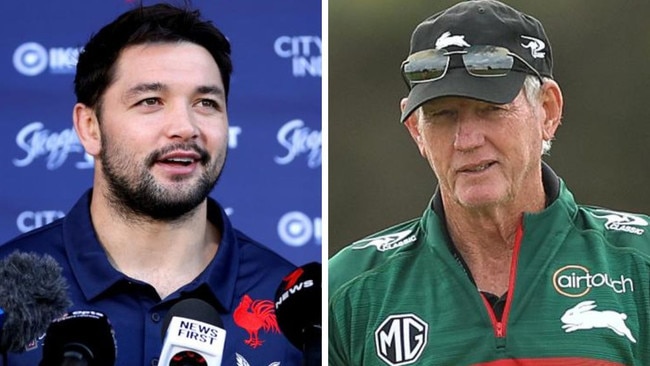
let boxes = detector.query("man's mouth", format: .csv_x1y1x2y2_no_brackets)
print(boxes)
155,149,204,171
162,157,195,166
459,161,496,173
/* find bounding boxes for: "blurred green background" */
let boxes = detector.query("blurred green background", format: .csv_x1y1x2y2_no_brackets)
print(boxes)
328,1,650,257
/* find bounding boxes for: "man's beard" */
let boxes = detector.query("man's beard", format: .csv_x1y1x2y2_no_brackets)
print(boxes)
99,137,225,222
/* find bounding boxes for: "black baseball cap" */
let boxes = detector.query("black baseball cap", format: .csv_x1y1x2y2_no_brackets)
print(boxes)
400,0,553,122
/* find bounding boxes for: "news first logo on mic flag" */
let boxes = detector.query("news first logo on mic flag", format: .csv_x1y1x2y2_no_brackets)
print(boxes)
159,317,226,366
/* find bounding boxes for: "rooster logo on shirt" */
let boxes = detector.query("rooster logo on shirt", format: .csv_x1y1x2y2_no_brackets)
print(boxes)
234,294,280,348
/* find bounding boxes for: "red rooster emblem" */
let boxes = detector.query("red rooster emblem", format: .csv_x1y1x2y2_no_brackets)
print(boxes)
233,294,280,348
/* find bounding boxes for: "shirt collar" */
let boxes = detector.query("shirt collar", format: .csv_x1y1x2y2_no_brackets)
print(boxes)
63,190,239,311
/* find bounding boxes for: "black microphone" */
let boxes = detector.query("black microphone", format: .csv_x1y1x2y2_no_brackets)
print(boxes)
158,298,227,366
274,262,321,366
0,250,71,355
39,310,117,366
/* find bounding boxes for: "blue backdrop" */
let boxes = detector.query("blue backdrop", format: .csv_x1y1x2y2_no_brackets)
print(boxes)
0,0,322,266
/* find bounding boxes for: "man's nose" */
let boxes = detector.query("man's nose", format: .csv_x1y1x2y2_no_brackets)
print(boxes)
453,115,485,151
165,105,199,140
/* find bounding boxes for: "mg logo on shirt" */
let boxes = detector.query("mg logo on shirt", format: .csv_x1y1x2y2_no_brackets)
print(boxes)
375,314,428,366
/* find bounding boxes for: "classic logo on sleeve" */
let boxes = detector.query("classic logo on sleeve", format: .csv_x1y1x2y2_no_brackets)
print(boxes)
589,209,647,235
350,230,417,252
375,314,428,366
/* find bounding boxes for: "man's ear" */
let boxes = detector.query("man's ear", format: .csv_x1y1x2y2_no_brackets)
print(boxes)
401,98,426,158
540,79,564,141
73,103,101,157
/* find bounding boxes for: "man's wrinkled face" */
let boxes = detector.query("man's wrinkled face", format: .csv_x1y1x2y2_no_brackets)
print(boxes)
404,90,546,210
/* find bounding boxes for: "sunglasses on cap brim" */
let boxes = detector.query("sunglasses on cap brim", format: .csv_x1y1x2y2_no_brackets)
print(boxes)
400,45,544,89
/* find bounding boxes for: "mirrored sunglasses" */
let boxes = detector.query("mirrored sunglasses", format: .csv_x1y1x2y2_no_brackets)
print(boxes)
400,45,544,89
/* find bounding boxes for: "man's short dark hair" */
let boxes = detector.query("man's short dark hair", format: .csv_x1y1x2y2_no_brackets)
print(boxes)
74,2,232,110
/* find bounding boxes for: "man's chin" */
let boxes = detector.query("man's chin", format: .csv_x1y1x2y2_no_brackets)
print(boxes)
455,187,508,210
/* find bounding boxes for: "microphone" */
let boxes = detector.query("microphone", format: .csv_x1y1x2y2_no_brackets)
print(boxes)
158,298,226,366
0,250,71,354
274,262,321,366
39,310,116,366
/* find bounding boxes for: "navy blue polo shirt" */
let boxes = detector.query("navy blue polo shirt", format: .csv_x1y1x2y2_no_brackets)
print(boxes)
0,189,303,365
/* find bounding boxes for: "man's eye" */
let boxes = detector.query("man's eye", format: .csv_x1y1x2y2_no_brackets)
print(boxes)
480,103,506,113
425,109,456,121
432,109,453,117
137,98,161,106
198,99,220,109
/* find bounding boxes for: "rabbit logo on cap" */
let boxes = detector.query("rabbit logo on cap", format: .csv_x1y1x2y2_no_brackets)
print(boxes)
560,300,637,343
434,31,471,49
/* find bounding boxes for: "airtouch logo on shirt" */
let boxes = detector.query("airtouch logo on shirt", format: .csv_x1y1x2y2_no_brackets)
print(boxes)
13,42,80,76
274,119,321,168
274,35,321,77
552,265,634,298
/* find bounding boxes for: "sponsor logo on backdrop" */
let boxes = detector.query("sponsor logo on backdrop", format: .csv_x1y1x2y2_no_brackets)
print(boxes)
13,122,91,170
17,210,66,233
277,211,321,247
229,126,242,148
13,122,242,170
274,36,321,77
13,42,80,76
274,119,321,168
